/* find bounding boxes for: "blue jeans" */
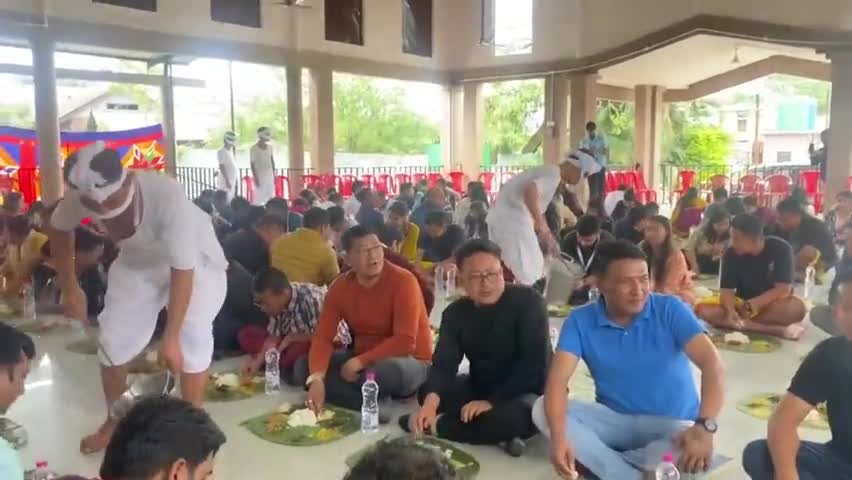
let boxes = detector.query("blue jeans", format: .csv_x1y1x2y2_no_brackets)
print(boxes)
533,398,695,480
742,439,852,480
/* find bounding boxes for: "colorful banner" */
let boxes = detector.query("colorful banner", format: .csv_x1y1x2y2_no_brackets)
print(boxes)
0,125,165,202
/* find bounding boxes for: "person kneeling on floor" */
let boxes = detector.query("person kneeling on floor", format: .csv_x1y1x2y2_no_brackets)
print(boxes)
401,239,550,457
695,213,807,340
533,240,725,480
742,270,852,479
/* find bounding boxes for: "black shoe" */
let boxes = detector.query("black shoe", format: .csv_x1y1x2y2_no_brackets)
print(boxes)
398,414,412,433
499,438,526,457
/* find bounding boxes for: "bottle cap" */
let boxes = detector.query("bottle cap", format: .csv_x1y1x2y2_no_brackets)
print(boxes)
36,461,48,468
662,452,674,463
366,372,376,381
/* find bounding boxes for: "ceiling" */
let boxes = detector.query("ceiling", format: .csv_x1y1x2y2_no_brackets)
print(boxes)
599,34,829,89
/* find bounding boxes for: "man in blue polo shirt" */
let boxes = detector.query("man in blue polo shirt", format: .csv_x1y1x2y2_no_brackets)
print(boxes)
532,240,725,480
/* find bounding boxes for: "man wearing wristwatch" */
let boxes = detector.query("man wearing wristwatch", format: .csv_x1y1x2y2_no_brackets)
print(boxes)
532,240,726,479
696,213,807,340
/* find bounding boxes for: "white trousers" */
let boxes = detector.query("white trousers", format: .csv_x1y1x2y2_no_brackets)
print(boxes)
97,259,226,374
488,222,544,286
253,175,275,205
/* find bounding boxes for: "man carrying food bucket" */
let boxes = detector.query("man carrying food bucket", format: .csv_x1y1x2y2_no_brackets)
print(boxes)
47,142,227,454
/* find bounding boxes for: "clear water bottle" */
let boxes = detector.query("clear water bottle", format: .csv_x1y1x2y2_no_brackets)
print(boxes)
655,453,680,480
434,265,446,298
549,327,559,351
21,283,36,322
588,287,600,304
264,349,281,395
804,265,816,297
32,461,56,480
360,372,380,434
445,269,457,299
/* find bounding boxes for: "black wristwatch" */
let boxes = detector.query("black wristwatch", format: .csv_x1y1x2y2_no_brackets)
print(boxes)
695,417,718,434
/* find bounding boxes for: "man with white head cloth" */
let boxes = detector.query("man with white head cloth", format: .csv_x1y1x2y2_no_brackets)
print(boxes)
217,131,238,201
486,151,601,285
47,142,227,454
250,126,276,205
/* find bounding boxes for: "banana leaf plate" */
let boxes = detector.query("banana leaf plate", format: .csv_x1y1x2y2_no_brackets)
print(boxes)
206,373,265,402
242,404,360,446
346,435,480,479
709,329,782,354
547,304,572,318
738,393,828,430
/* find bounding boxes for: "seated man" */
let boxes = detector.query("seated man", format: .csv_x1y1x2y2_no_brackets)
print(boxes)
328,206,356,255
1,215,48,296
402,240,549,457
345,438,456,480
270,207,339,287
533,240,724,480
383,201,420,263
0,324,34,480
561,215,615,297
812,222,852,335
265,197,302,232
613,205,650,245
419,211,465,266
99,396,226,480
742,270,852,479
355,189,385,233
695,214,807,340
301,226,432,415
238,267,325,384
39,226,108,316
222,213,285,275
775,197,837,280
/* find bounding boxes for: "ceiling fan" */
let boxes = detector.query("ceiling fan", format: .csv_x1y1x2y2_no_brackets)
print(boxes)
269,0,313,8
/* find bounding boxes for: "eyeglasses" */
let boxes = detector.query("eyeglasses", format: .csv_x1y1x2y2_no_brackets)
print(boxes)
466,271,502,285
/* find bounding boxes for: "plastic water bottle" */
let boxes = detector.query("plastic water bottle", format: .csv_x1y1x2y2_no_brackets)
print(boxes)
32,461,56,480
804,265,816,297
655,453,680,480
549,327,559,351
21,283,36,322
264,349,281,395
588,287,600,304
360,372,380,434
445,269,457,298
434,265,446,298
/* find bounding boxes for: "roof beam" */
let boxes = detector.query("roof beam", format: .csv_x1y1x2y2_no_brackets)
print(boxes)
597,83,635,102
0,63,205,87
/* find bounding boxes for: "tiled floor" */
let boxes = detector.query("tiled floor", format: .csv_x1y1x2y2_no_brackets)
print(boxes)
3,279,833,479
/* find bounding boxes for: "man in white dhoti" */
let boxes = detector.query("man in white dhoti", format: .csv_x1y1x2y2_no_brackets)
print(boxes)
216,131,238,202
486,151,601,285
250,127,276,205
47,142,227,454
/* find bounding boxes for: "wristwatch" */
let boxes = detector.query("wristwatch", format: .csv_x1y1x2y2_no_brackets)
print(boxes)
695,417,718,434
743,300,754,317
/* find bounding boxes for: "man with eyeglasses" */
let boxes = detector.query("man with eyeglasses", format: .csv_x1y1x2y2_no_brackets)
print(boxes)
401,239,550,457
0,323,34,480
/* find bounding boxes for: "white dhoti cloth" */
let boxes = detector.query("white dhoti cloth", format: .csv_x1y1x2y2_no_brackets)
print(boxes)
488,222,544,286
253,175,274,205
97,258,226,373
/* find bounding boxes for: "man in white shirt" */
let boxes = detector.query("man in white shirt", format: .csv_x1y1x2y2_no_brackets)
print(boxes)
48,142,227,455
0,323,33,480
250,127,276,205
487,151,600,285
216,131,238,202
579,121,609,200
343,180,365,221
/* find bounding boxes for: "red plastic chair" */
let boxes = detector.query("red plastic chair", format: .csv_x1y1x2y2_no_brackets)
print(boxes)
499,172,515,190
613,171,629,190
799,170,822,212
302,174,321,190
737,174,763,196
319,174,339,192
375,174,394,194
412,172,429,186
241,176,255,203
671,169,696,204
764,174,792,208
428,173,444,188
340,175,357,197
627,171,657,203
275,175,291,199
478,172,496,194
605,171,618,193
360,174,376,190
448,171,466,193
394,173,411,191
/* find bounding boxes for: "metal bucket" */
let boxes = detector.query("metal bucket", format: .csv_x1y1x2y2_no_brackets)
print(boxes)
110,370,176,420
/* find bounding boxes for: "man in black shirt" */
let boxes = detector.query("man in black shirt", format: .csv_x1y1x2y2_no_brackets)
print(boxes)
221,214,285,275
355,189,385,234
613,205,649,245
695,214,807,340
401,239,550,457
742,270,852,479
775,197,838,280
419,211,465,265
561,215,614,303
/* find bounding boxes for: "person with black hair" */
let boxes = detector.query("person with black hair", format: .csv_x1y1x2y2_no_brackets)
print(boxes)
580,121,609,199
49,142,228,454
711,187,728,204
238,267,326,383
38,226,108,316
270,207,339,287
384,201,420,262
464,201,489,241
641,215,696,305
812,222,852,335
603,184,627,217
249,126,275,205
453,181,488,225
685,208,731,275
645,201,660,216
419,211,465,266
402,239,548,456
614,205,650,244
742,269,852,480
609,188,637,223
560,215,614,299
534,240,724,479
328,206,356,254
743,195,776,227
723,196,745,217
0,324,34,480
775,197,837,280
412,187,449,230
584,196,614,233
671,187,707,237
300,226,431,416
25,201,46,231
221,213,284,275
99,395,226,480
825,190,852,245
1,192,22,216
356,189,386,233
265,197,303,232
397,182,416,210
0,215,48,296
343,180,366,220
345,438,457,480
695,214,807,340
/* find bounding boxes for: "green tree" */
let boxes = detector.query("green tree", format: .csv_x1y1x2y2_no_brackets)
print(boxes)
596,100,634,168
680,125,733,165
484,81,543,155
0,105,34,128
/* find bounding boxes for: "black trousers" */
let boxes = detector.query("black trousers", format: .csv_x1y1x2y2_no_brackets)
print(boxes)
587,168,607,200
419,376,538,445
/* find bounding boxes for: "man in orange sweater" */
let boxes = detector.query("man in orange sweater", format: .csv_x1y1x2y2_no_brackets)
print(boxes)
301,225,433,414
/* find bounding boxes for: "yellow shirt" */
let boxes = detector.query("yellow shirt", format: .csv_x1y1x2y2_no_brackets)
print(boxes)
399,223,420,263
270,228,340,286
1,230,47,278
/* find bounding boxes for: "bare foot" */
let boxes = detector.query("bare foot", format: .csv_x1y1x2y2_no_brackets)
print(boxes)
80,419,117,455
782,323,807,341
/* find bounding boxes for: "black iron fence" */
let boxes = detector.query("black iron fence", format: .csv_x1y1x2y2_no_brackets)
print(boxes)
659,163,816,203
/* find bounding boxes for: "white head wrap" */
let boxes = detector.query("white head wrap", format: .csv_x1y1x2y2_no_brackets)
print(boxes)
67,141,127,203
224,131,237,145
258,128,272,141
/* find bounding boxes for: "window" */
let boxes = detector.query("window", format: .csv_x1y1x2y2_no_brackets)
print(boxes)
776,151,792,163
93,0,157,12
736,111,748,133
211,0,261,28
106,103,140,111
402,0,433,57
325,0,364,46
494,0,532,56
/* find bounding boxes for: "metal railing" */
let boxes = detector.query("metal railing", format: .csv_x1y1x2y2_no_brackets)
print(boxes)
659,163,815,203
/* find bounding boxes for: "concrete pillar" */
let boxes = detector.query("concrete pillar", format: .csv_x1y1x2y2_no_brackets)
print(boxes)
286,66,305,190
439,85,455,173
826,51,852,200
31,33,62,203
308,67,335,175
633,85,666,190
569,74,598,150
460,82,484,181
543,74,570,165
160,62,178,176
446,85,465,172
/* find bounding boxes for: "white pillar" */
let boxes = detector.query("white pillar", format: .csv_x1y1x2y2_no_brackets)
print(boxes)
161,62,178,176
543,74,570,165
439,85,454,172
31,32,62,203
826,51,852,200
569,74,598,150
460,82,484,181
308,67,335,175
634,85,666,189
287,66,305,190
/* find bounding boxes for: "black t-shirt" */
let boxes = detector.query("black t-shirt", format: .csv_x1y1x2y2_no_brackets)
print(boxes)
561,230,615,274
420,224,465,263
222,228,269,275
720,236,793,300
614,218,644,244
789,337,852,456
788,215,838,269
